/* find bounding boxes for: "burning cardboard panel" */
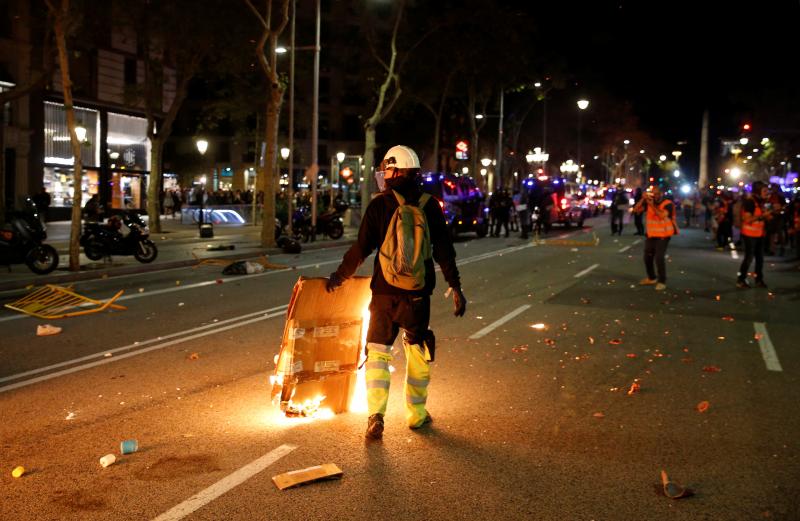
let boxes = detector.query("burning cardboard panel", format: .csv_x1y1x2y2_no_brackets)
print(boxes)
271,276,372,416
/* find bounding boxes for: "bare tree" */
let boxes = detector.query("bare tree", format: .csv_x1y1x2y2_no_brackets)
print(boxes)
360,0,405,206
45,0,83,270
244,0,290,247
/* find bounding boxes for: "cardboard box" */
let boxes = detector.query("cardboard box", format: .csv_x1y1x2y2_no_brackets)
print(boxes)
272,463,343,491
271,276,372,415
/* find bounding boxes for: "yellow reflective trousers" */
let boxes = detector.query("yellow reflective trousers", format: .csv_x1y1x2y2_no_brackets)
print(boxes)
365,340,431,427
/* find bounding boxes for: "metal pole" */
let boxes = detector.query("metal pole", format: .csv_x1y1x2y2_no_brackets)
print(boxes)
495,89,504,190
310,0,320,240
577,110,582,174
542,95,547,174
287,0,296,234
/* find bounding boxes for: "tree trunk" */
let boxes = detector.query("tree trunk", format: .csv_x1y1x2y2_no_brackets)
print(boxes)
147,137,163,233
260,86,281,248
363,124,377,200
51,2,83,271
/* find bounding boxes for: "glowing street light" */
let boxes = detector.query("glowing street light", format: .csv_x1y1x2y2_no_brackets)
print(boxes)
673,170,681,178
74,125,87,143
480,157,492,167
336,151,345,163
475,114,484,120
196,139,209,155
623,139,630,145
739,137,749,145
280,147,291,160
525,147,549,163
730,167,742,179
560,159,580,174
276,46,288,54
577,99,589,110
659,154,667,161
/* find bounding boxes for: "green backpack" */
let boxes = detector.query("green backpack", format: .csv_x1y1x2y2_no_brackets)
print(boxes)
378,190,432,290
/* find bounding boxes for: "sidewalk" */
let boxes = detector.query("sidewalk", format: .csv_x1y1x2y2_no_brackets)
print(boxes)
0,218,356,291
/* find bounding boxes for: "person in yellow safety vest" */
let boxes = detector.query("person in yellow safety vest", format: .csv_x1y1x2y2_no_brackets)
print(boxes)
737,181,772,288
326,145,467,440
632,185,676,291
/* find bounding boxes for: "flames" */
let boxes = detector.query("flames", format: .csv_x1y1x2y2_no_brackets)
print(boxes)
348,307,370,413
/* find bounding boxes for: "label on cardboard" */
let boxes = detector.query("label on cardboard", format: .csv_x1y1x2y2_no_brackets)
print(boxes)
314,360,340,373
313,325,340,338
289,328,306,339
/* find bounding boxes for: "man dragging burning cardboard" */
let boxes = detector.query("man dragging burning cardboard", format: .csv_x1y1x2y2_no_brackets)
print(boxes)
327,145,466,440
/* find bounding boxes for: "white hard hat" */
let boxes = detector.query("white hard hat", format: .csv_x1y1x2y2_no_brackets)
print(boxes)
382,145,420,170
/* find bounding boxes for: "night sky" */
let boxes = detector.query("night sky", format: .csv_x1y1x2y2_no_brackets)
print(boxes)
534,0,800,175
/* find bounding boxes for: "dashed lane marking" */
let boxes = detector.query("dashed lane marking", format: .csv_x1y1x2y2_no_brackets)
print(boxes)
618,245,632,253
573,263,600,278
151,444,298,521
468,304,531,339
754,322,782,372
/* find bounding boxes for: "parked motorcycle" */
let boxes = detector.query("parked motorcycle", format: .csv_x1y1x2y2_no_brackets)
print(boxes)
291,200,346,242
80,212,158,263
0,199,59,274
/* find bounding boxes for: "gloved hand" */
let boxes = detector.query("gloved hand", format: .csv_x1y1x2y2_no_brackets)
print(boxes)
326,272,345,292
452,287,467,317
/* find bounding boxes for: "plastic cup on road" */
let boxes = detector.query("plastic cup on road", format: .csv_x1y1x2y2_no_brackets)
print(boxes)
120,439,138,455
99,454,116,468
11,466,25,478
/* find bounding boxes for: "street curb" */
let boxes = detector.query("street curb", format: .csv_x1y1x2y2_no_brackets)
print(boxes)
0,239,354,292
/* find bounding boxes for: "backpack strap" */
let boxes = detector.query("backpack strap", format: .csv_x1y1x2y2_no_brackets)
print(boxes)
418,193,431,209
391,190,405,206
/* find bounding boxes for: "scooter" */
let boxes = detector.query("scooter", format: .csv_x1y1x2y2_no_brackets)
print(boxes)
291,201,346,242
80,212,158,263
0,199,59,274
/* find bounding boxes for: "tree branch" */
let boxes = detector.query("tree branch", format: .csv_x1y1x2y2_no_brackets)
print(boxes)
243,0,267,28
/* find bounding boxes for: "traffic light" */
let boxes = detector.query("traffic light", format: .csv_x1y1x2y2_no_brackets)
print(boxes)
742,123,751,131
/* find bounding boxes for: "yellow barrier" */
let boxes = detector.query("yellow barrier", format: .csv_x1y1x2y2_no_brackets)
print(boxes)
4,285,126,319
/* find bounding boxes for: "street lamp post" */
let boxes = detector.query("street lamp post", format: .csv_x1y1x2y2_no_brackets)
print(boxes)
195,138,211,236
577,99,589,174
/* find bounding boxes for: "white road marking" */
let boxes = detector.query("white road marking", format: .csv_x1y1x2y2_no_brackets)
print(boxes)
632,238,642,246
0,304,288,385
618,245,631,253
468,304,531,339
0,308,287,393
151,444,298,521
573,263,599,278
754,322,782,372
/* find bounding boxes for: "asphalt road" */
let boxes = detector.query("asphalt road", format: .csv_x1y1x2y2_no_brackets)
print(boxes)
1,215,798,521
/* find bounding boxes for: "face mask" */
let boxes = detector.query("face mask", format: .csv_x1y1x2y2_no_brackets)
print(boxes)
374,170,386,192
385,175,412,191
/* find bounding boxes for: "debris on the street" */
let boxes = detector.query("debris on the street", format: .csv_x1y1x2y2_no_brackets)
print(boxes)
120,439,138,455
696,401,710,413
222,260,265,275
178,302,185,307
215,279,224,284
588,336,595,345
511,345,528,353
627,380,641,395
65,412,76,420
702,365,722,373
37,324,62,336
608,338,622,345
593,412,605,418
626,353,637,358
660,470,693,499
99,454,116,468
7,285,126,319
188,352,200,361
530,323,546,330
11,466,25,478
721,315,734,322
272,463,343,490
544,338,556,346
138,288,144,293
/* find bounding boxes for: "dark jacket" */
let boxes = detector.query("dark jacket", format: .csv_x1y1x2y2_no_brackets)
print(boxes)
335,185,461,296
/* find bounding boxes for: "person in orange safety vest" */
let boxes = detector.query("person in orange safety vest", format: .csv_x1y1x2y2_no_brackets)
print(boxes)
737,181,771,288
632,185,676,291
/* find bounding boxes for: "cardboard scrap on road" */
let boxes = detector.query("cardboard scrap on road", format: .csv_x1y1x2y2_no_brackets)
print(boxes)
273,463,343,490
